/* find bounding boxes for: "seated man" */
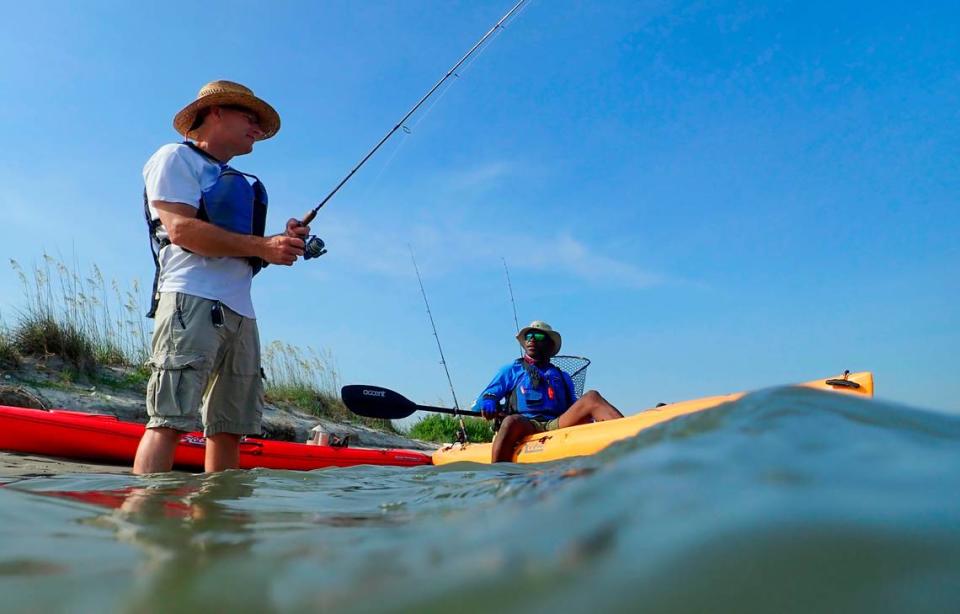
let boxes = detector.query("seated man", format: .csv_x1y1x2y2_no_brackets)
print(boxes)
473,320,623,462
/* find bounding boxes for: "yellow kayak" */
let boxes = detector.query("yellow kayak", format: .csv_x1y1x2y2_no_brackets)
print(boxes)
432,371,874,465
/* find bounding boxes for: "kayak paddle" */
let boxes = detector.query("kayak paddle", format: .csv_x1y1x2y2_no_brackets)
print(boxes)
341,385,481,420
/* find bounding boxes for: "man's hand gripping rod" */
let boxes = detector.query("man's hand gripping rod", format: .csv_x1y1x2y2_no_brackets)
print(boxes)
295,0,528,260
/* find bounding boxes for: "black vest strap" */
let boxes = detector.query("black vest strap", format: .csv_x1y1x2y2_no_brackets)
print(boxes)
183,140,223,163
143,188,171,318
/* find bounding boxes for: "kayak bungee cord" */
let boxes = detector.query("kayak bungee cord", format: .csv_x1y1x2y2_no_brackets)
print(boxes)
409,246,469,444
299,0,530,258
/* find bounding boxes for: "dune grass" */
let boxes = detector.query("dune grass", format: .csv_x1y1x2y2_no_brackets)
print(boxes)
3,255,148,377
0,254,396,432
0,320,18,368
262,341,397,432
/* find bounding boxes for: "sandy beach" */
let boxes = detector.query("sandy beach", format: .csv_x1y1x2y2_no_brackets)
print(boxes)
0,450,132,481
0,359,434,483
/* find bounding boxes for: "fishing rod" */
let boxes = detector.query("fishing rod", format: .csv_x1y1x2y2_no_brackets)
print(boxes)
502,257,521,334
300,0,530,259
409,246,469,443
502,257,526,362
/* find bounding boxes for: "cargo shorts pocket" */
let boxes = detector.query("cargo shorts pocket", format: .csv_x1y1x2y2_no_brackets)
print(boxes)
146,353,210,419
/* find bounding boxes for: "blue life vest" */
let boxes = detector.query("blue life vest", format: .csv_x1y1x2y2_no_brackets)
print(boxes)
507,359,575,420
144,142,268,317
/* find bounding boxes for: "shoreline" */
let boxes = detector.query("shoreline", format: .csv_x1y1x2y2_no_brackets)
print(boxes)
0,451,133,481
0,358,436,478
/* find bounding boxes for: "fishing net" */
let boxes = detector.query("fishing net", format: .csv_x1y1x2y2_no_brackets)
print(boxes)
552,355,591,397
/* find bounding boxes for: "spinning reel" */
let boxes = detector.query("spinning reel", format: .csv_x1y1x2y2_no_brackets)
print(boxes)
304,235,328,260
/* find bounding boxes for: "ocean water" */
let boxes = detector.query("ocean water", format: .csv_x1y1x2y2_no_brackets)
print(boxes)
1,387,958,613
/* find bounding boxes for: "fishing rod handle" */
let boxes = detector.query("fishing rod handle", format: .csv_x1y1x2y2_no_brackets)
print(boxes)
300,210,317,227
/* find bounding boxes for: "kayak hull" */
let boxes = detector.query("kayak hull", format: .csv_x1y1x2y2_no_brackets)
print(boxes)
432,372,874,465
0,406,431,471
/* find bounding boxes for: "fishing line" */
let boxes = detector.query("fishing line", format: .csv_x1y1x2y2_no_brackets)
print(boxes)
409,245,468,443
357,131,412,204
355,4,529,212
355,75,454,204
358,58,475,204
402,11,508,135
356,61,474,203
300,0,531,252
357,69,466,204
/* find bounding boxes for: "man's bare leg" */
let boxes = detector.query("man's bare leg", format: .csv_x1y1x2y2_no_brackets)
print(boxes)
205,432,242,472
491,414,540,463
133,427,182,474
557,390,623,429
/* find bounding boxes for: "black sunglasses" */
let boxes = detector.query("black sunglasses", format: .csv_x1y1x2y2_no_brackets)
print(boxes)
524,332,548,342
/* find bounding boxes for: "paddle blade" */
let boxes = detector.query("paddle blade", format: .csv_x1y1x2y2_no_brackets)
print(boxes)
340,385,418,420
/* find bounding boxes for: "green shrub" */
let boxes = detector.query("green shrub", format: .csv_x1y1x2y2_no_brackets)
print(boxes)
407,414,494,443
113,364,152,392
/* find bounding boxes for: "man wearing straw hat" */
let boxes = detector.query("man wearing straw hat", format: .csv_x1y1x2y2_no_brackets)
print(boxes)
134,80,309,474
474,321,623,462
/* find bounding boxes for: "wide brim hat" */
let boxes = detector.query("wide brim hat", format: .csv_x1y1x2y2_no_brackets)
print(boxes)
516,320,562,357
173,80,281,141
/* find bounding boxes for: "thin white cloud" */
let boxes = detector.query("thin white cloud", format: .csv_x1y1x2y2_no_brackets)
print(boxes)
440,161,515,192
307,159,664,289
327,217,663,290
530,233,662,289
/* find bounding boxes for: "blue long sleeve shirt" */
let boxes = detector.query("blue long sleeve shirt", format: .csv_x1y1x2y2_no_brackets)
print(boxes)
472,359,577,420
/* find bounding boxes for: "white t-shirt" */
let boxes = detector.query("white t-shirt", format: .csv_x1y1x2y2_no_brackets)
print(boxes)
144,143,256,318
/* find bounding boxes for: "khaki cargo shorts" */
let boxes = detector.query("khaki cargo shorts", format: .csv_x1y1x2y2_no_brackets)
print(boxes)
146,292,263,436
529,416,562,432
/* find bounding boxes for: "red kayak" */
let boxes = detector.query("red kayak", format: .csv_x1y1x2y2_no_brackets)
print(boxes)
0,405,431,471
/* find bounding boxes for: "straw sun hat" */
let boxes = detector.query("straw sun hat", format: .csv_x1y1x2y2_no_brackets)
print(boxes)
173,80,281,140
516,320,562,357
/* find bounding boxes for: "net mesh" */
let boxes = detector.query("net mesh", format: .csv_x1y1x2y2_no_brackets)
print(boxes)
552,355,591,397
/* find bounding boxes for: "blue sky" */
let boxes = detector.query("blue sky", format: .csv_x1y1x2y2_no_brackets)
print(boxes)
0,1,957,415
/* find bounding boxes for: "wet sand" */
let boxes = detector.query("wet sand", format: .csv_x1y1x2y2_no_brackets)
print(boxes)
0,451,131,481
